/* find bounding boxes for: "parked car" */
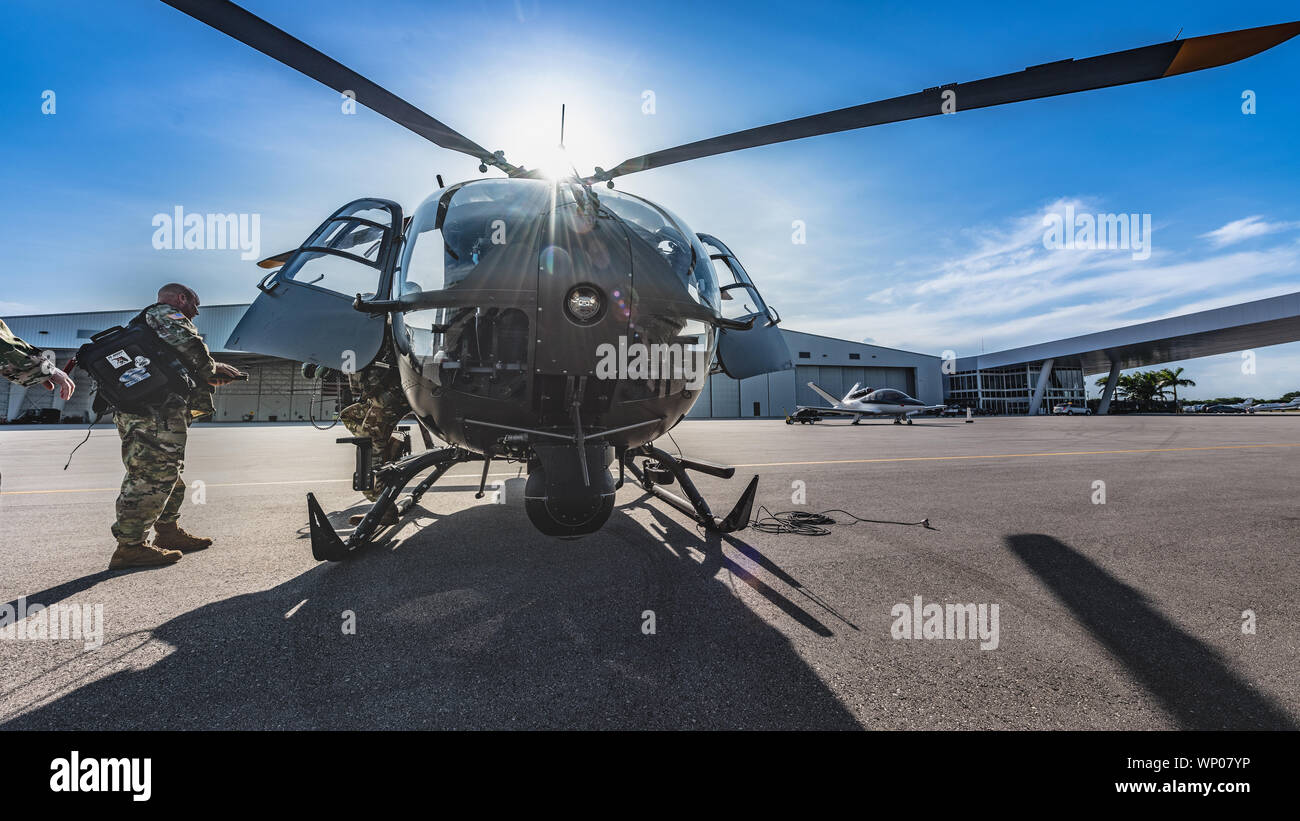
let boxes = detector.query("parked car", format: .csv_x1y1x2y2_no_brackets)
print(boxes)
1052,403,1092,415
7,408,62,424
785,408,822,425
1204,404,1247,414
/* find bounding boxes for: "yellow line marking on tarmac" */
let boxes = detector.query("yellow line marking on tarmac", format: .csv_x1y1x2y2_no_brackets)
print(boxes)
0,471,525,496
4,444,1294,495
732,442,1300,469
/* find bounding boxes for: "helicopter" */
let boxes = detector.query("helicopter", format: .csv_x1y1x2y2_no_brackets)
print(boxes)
161,1,1300,559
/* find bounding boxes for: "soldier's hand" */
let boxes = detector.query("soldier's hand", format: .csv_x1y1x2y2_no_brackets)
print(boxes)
209,362,246,386
43,368,75,401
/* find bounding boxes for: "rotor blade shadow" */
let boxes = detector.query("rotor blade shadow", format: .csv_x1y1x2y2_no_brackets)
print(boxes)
1007,533,1296,730
634,498,839,637
1,571,119,614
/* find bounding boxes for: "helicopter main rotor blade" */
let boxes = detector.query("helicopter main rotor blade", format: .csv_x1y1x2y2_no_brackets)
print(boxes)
159,0,521,174
590,21,1300,182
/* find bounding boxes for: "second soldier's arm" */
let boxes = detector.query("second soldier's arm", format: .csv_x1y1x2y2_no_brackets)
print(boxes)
1,318,75,399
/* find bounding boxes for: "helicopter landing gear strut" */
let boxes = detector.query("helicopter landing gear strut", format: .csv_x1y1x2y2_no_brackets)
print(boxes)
622,445,758,533
306,445,479,561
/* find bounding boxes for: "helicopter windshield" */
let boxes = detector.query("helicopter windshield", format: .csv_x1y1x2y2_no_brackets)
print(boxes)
398,181,719,314
399,178,553,294
599,190,719,311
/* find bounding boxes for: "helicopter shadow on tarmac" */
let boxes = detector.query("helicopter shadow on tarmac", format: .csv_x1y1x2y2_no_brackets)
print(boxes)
2,495,862,730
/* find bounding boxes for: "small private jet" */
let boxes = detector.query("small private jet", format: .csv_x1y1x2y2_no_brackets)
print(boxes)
789,383,945,425
1203,398,1258,413
1250,397,1300,412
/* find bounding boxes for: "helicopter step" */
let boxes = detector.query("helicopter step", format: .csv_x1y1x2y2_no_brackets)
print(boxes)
623,445,757,533
307,445,479,561
337,427,413,492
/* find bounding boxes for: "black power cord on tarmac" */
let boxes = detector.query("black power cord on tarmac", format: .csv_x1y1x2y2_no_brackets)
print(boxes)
749,505,933,535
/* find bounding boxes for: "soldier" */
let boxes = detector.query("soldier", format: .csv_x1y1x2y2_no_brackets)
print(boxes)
303,348,410,521
1,318,76,402
108,283,244,569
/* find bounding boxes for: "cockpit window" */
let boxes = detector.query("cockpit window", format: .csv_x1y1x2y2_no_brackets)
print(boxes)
399,179,552,295
599,190,719,310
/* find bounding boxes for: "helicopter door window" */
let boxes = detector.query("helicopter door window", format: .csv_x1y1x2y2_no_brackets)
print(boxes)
711,256,763,321
279,204,393,299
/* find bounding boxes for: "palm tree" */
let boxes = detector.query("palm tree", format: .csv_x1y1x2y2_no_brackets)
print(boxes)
1157,367,1196,412
1096,372,1134,400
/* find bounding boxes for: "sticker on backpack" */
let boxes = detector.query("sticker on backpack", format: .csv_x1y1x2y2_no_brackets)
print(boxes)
106,350,132,368
119,366,152,387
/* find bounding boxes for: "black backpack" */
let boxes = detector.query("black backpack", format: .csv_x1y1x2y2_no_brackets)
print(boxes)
76,309,197,415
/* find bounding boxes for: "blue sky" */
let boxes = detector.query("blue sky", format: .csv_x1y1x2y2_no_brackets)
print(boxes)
2,0,1299,399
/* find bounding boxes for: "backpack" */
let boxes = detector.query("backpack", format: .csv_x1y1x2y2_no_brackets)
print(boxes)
75,309,197,416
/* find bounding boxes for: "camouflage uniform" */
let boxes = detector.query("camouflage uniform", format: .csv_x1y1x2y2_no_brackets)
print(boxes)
0,318,52,388
110,304,217,545
338,359,409,502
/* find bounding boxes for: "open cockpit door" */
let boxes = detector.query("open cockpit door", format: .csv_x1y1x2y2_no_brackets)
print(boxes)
698,233,792,380
226,198,403,371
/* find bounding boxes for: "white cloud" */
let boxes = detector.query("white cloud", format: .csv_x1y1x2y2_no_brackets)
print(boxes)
779,201,1300,396
1200,216,1300,248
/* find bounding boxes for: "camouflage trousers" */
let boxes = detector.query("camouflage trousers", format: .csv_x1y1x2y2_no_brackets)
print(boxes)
339,386,407,502
111,403,189,545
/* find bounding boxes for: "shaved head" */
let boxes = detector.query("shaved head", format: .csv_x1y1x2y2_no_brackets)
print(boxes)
158,283,201,319
158,283,198,303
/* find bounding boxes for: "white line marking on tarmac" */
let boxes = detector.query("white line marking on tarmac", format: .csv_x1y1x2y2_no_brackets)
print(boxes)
0,471,525,496
284,599,308,619
4,443,1296,495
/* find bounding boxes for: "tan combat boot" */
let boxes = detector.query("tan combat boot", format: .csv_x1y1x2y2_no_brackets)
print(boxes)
153,522,213,552
109,542,182,569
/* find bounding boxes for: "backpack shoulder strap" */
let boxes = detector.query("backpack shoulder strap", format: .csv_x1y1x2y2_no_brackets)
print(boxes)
129,305,159,328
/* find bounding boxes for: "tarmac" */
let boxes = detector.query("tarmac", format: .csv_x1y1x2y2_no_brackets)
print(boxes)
1,414,1297,729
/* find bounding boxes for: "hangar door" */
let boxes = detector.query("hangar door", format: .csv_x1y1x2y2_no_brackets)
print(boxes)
708,373,741,417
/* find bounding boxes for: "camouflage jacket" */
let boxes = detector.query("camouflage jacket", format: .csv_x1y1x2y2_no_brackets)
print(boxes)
0,318,50,388
139,303,218,421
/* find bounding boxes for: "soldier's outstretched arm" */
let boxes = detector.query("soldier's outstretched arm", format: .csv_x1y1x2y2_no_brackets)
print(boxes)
0,318,75,399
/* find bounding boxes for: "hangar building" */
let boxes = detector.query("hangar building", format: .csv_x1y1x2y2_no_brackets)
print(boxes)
6,291,1295,421
0,307,943,422
946,291,1300,415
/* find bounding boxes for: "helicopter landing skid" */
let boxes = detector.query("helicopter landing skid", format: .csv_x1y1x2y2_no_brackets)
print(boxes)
306,446,478,561
622,445,758,533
